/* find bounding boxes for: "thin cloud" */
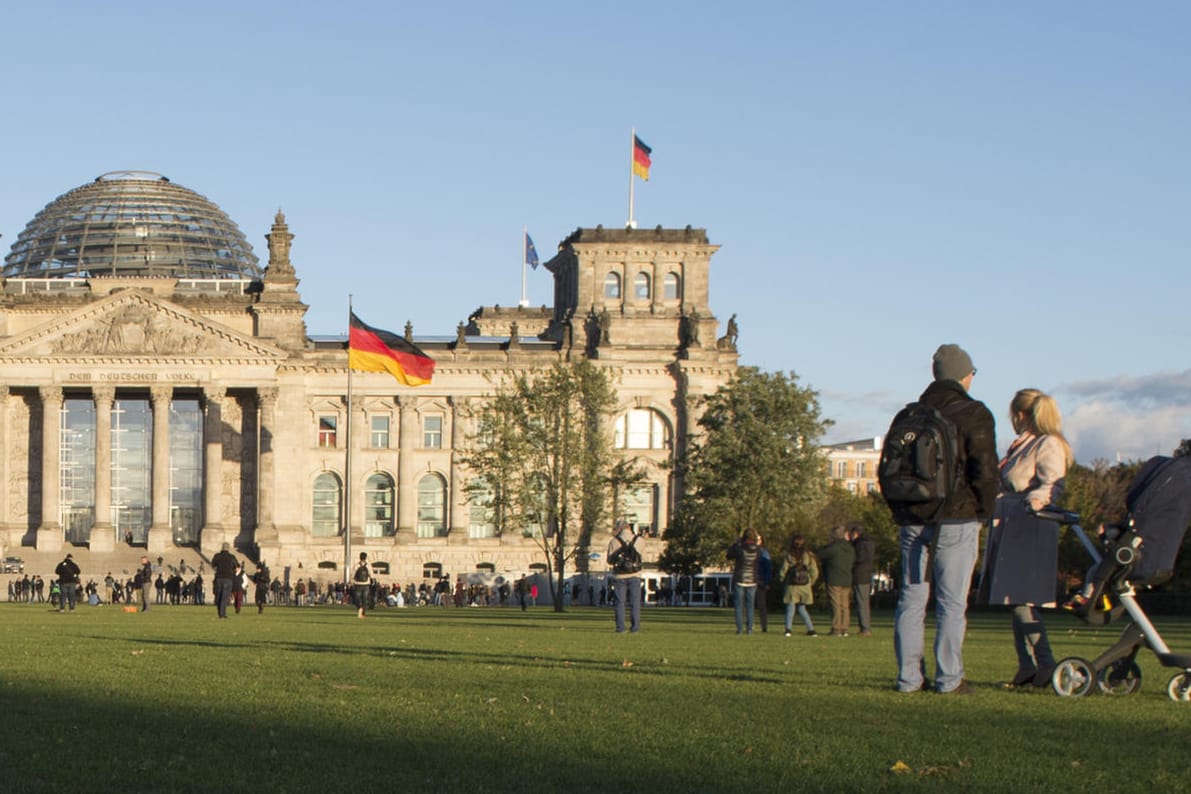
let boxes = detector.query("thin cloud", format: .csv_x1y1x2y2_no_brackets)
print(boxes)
1056,371,1191,462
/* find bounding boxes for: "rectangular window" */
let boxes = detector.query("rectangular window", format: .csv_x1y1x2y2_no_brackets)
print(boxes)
370,415,390,448
835,461,847,478
423,416,443,449
318,415,337,448
856,461,867,479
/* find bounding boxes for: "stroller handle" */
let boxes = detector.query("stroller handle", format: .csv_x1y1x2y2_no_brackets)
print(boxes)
1031,505,1081,525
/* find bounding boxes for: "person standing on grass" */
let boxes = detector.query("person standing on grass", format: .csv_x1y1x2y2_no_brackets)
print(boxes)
890,344,997,695
778,534,819,637
138,556,153,612
849,524,877,636
754,534,773,633
980,388,1072,689
352,552,372,619
818,526,855,636
55,553,81,612
607,519,643,633
253,561,271,614
212,542,239,619
727,528,762,634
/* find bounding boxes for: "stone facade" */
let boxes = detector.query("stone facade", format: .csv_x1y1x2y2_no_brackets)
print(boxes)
0,200,737,588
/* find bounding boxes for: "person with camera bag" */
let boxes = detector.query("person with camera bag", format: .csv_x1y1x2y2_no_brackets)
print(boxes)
607,519,643,633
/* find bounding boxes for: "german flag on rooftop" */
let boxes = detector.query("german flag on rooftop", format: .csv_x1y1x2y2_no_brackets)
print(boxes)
348,312,435,386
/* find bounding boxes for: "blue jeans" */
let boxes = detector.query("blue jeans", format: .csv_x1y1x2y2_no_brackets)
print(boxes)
612,576,641,632
894,520,980,693
785,602,815,633
734,584,756,633
214,578,234,618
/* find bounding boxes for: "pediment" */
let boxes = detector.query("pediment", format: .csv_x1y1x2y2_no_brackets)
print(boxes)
0,291,285,362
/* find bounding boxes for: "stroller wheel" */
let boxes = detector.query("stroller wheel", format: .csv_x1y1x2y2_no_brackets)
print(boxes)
1166,673,1191,702
1052,657,1095,698
1097,659,1142,696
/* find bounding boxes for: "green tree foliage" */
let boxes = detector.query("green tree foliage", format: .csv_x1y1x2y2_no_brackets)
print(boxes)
459,360,640,611
659,368,830,575
811,486,899,574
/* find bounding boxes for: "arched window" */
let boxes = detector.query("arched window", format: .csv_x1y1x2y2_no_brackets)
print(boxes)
634,272,651,300
604,272,621,299
468,478,497,539
613,408,672,450
663,272,680,300
312,472,341,537
363,472,395,537
417,473,448,538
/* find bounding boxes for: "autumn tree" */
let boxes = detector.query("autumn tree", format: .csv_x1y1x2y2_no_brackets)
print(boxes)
459,359,640,611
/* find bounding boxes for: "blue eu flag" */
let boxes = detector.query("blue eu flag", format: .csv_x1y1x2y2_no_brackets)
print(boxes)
525,232,540,270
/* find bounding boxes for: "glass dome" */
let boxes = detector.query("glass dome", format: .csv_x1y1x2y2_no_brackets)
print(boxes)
3,171,261,279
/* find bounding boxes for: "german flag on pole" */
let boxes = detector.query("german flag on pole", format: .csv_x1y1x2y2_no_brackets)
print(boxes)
632,135,652,180
348,312,435,386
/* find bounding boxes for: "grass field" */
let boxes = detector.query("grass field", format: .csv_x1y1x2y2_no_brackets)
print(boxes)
1,601,1188,793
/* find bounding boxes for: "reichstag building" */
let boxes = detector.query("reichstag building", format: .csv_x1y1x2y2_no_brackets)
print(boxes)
0,171,737,585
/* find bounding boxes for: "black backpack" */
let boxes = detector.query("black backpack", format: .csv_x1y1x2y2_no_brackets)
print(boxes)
354,563,371,584
785,560,811,587
609,536,643,575
878,401,961,524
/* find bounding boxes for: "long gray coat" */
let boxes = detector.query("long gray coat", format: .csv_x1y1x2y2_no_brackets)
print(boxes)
982,433,1066,606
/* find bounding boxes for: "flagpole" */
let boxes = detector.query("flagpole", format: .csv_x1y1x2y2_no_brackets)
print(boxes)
519,225,529,307
344,295,353,586
627,127,636,229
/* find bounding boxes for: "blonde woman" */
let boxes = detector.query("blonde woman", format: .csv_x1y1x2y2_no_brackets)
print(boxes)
981,389,1073,688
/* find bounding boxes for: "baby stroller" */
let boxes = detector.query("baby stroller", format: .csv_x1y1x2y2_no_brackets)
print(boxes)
1037,455,1191,702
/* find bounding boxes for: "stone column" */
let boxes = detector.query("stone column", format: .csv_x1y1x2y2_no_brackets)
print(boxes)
0,386,9,543
448,397,468,539
36,386,63,552
201,386,226,554
89,387,116,552
147,385,173,552
396,395,419,540
255,388,278,542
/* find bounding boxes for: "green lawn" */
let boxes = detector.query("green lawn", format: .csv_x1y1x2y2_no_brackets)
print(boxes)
1,602,1187,793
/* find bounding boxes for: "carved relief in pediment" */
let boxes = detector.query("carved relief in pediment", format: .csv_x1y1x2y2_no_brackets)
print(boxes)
51,303,213,355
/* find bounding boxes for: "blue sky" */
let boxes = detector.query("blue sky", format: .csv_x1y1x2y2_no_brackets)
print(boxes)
3,1,1189,463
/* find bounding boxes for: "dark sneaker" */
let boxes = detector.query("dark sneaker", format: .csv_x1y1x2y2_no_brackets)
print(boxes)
937,679,973,695
806,630,818,637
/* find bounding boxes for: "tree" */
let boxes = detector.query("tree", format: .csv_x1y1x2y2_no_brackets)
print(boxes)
660,368,831,577
459,360,639,612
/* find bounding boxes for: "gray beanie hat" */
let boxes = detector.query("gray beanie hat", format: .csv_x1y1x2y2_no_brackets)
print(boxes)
932,344,974,382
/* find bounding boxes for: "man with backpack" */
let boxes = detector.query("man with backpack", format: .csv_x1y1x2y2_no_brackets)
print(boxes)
885,344,997,695
607,519,643,633
353,552,372,619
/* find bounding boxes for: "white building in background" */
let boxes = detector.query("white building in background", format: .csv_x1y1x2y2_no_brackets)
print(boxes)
823,436,883,494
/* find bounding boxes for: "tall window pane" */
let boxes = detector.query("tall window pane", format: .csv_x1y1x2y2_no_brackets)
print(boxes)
423,416,442,449
170,399,202,546
634,272,650,300
370,415,390,448
312,473,341,537
61,398,95,545
663,272,680,300
468,478,496,539
364,472,395,537
416,473,447,538
604,272,621,299
623,485,657,536
112,398,152,545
